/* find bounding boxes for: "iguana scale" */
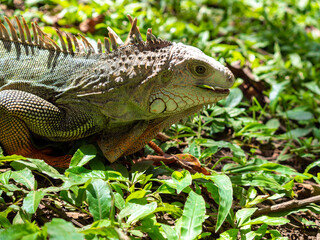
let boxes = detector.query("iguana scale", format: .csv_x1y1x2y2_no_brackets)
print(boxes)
0,15,234,168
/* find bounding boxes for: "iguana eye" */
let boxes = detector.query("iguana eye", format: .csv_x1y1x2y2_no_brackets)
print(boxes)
189,63,209,77
196,65,206,74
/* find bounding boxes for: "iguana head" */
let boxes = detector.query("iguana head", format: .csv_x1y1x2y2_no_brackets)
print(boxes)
148,42,234,116
88,41,234,124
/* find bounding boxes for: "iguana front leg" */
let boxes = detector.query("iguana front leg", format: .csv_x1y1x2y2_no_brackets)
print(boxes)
0,90,107,168
98,118,168,162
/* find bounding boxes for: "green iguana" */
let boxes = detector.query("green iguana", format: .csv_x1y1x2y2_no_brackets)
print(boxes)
0,15,234,168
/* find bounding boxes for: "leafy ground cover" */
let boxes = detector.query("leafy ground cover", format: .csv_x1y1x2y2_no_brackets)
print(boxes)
0,0,320,239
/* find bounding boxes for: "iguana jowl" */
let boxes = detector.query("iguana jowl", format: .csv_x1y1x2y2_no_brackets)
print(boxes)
0,15,234,168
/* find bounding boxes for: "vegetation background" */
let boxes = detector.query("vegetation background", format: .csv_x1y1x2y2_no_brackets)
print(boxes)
0,0,319,239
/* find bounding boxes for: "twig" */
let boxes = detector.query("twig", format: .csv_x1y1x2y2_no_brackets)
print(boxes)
253,195,320,217
43,201,84,228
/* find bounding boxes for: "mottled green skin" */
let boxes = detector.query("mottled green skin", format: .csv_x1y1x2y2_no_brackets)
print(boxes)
0,24,234,165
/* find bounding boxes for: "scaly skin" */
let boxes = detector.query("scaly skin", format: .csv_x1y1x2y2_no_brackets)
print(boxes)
0,15,234,167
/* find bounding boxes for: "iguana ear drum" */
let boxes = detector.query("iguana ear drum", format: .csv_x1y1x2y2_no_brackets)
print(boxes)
150,99,166,113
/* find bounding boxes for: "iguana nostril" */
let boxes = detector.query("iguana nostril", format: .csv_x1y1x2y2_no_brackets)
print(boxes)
225,68,235,83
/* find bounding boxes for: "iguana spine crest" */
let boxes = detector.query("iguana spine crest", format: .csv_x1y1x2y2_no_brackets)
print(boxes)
0,14,169,55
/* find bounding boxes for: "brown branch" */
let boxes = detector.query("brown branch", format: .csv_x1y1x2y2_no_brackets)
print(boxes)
253,195,320,217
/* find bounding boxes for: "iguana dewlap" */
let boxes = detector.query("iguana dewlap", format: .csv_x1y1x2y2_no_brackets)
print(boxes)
0,15,234,168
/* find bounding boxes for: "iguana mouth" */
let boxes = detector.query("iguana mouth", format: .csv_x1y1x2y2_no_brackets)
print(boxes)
196,85,230,94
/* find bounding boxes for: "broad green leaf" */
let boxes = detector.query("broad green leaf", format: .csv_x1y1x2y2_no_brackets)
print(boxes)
229,162,307,177
46,218,84,240
70,144,97,167
126,189,147,203
266,118,280,129
305,81,320,95
225,88,243,108
126,202,157,224
80,220,120,239
22,190,45,214
286,109,314,121
140,215,165,240
235,208,257,227
289,53,302,68
0,222,39,240
81,226,119,239
205,174,233,231
86,179,113,221
154,203,183,218
217,229,239,240
269,81,289,102
118,202,140,219
282,128,312,139
230,173,284,191
243,215,289,226
186,141,201,159
11,168,35,190
180,191,206,240
172,170,192,194
156,182,176,194
0,215,11,228
161,224,178,240
0,171,11,185
113,192,125,210
201,140,246,159
11,159,65,180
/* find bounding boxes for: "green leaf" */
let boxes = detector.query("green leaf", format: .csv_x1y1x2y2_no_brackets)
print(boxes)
201,140,246,159
70,144,97,167
22,190,45,214
217,229,239,240
0,222,39,240
286,109,314,121
269,81,289,102
0,215,11,228
81,226,120,239
126,189,147,203
86,179,113,221
0,171,11,185
139,215,165,240
180,191,206,240
266,118,280,130
11,168,35,190
282,128,312,139
235,208,257,227
224,88,243,108
126,202,157,224
154,203,183,218
113,192,125,210
46,218,84,240
243,215,290,226
206,174,233,231
161,224,179,240
11,159,66,180
172,170,192,194
230,173,284,191
305,81,320,95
